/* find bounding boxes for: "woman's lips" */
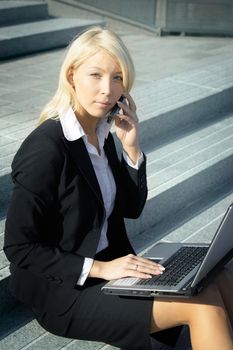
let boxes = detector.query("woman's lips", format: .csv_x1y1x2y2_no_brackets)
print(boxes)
95,101,111,108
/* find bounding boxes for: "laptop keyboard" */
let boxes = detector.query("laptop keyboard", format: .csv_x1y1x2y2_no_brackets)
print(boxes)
138,246,208,287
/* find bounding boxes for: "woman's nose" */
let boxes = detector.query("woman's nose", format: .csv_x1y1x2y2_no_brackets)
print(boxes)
100,78,112,95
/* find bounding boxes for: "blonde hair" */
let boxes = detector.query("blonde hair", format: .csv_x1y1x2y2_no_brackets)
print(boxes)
38,26,135,125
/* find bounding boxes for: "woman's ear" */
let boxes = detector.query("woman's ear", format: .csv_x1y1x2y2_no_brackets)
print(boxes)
68,68,75,88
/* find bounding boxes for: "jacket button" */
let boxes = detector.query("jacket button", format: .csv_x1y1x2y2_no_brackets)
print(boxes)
45,274,53,281
53,276,63,284
140,174,146,182
140,179,145,188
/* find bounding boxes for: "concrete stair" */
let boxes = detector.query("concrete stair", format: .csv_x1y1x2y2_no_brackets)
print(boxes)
0,1,104,59
0,1,49,27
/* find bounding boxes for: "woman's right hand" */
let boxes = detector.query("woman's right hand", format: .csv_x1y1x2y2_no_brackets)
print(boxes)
89,254,165,281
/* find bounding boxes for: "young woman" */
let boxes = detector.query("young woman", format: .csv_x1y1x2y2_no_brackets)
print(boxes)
4,27,233,350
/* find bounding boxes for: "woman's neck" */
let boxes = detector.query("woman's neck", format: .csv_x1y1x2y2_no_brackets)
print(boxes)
75,109,101,154
75,110,99,137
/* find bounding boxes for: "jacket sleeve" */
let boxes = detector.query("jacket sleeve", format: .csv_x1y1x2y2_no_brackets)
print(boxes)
120,153,148,219
4,129,85,289
105,132,148,220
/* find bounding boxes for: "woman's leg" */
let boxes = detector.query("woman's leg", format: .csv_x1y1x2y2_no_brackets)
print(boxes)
150,283,233,350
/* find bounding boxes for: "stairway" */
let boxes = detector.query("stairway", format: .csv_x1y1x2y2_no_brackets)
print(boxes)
0,0,104,59
0,3,233,349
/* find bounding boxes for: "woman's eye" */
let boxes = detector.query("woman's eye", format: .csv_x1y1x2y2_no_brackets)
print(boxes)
90,73,101,78
114,75,123,81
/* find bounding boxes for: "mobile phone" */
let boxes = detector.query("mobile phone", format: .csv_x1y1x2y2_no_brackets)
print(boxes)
106,95,125,124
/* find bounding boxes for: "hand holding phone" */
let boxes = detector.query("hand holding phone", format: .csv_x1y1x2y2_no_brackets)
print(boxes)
106,95,125,124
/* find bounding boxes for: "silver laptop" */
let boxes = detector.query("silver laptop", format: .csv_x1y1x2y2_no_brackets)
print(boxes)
102,203,233,298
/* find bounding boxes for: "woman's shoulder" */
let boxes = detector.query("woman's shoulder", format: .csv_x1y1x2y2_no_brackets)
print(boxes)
11,119,65,197
16,119,64,157
12,119,64,173
27,118,63,144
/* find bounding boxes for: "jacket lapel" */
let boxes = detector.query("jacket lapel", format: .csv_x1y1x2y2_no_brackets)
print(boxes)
63,137,104,205
103,135,120,186
62,127,120,207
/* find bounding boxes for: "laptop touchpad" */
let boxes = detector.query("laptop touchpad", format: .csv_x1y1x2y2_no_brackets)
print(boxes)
143,242,183,262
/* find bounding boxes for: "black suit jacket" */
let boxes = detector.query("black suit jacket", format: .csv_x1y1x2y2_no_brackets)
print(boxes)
4,119,148,316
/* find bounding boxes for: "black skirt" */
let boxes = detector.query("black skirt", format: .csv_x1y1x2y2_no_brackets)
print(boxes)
33,248,182,350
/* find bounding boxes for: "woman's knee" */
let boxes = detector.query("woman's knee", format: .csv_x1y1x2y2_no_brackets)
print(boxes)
151,297,196,332
188,283,228,324
151,284,226,333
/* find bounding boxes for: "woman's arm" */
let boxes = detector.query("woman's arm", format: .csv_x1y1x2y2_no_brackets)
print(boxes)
4,180,85,289
4,127,86,289
120,154,147,218
114,93,148,218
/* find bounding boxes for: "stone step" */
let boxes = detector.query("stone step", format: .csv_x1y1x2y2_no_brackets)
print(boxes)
0,18,104,59
146,114,233,193
0,217,14,316
0,1,49,27
135,84,233,150
0,175,12,218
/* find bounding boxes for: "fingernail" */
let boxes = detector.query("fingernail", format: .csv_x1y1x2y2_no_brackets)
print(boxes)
158,265,165,271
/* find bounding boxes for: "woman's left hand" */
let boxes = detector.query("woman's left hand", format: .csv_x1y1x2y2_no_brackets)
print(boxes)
114,93,141,164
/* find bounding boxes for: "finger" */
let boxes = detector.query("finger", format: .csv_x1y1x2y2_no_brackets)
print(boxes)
136,264,164,276
126,266,152,279
131,256,165,272
131,255,164,267
122,92,137,112
117,101,137,119
117,101,131,115
133,272,153,279
126,254,160,267
127,260,164,277
115,113,138,126
115,113,134,125
117,99,139,123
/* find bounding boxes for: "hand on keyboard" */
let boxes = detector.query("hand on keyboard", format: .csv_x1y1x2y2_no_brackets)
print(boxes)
89,254,165,281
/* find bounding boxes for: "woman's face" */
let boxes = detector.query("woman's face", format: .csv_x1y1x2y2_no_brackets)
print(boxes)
71,50,124,120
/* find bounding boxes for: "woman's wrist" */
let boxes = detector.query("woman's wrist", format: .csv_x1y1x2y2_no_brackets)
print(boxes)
88,260,105,279
123,145,141,165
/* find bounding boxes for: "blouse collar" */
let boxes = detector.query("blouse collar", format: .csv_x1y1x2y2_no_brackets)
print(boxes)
59,106,112,149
